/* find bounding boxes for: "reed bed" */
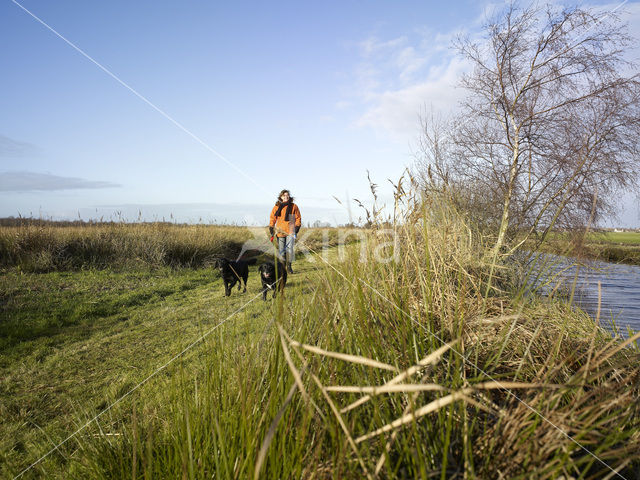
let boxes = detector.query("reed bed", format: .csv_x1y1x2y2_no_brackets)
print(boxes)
0,220,351,273
0,221,255,271
57,193,640,479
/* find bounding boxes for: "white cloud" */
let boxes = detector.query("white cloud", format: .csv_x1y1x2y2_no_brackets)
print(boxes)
358,36,408,58
348,0,640,142
335,100,353,110
354,34,440,93
619,1,640,63
346,24,472,142
318,114,335,124
353,63,383,100
396,46,429,83
0,171,121,192
355,56,469,139
0,135,40,158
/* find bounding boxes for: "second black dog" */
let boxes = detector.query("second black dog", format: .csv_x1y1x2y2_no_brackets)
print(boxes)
216,258,255,296
258,261,287,300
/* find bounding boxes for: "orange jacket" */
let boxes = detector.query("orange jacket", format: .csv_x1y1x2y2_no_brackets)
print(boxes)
270,202,301,237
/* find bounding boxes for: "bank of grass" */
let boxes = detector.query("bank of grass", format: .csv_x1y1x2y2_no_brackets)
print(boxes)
540,230,640,265
583,231,640,265
2,205,639,478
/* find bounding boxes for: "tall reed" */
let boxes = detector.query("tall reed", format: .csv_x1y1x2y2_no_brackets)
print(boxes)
0,222,253,271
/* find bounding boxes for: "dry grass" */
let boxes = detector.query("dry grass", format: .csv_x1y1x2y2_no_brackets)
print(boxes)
0,221,357,272
0,221,254,271
256,191,640,478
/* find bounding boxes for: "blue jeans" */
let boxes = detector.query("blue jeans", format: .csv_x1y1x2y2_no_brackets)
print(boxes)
277,235,295,263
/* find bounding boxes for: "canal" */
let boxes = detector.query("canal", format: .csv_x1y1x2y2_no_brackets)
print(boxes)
528,254,640,337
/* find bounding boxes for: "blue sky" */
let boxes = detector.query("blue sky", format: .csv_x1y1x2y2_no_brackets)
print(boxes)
1,0,639,227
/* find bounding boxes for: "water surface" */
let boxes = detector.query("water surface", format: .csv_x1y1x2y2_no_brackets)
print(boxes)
529,254,640,336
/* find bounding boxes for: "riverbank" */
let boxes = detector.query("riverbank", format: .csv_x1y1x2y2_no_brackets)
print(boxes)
2,210,639,478
537,231,640,266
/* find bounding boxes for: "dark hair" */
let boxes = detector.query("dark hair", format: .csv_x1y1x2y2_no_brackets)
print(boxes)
276,189,294,205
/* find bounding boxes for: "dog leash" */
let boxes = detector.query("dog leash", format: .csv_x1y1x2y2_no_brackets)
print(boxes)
228,263,242,282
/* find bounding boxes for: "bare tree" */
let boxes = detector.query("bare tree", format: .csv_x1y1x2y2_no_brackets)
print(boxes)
420,2,640,254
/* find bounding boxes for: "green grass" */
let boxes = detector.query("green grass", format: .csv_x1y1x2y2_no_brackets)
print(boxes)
0,262,292,478
2,212,639,479
538,231,640,265
590,231,640,245
0,269,203,351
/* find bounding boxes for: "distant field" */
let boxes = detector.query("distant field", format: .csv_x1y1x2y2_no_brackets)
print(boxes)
589,231,640,244
584,232,640,264
541,231,640,264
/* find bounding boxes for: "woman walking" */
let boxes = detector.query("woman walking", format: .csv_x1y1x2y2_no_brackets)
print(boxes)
269,189,301,273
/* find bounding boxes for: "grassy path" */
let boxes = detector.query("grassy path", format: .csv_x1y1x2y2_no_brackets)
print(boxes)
1,257,319,478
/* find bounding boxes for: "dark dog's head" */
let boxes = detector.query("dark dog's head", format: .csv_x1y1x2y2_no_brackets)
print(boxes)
215,258,230,273
258,262,275,281
259,261,286,281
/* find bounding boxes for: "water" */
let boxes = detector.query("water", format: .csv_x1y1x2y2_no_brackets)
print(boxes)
527,254,640,337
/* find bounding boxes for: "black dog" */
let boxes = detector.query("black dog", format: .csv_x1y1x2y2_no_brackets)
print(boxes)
216,258,256,296
258,261,287,300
